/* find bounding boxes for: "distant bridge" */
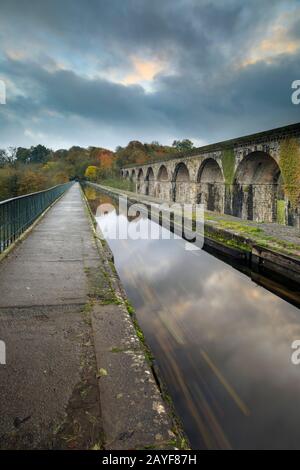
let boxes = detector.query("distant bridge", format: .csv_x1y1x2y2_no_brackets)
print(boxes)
121,123,300,227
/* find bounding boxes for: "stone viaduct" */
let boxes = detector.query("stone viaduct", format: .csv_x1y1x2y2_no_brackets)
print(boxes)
121,123,300,227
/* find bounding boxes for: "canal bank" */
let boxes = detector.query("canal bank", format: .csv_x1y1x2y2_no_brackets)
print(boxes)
0,183,186,450
87,182,300,286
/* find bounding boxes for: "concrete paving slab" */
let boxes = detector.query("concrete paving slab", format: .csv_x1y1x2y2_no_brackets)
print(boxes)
92,303,141,352
0,260,87,307
95,348,175,450
91,302,175,450
0,308,90,449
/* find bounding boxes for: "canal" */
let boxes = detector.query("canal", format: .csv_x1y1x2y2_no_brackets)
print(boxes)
84,185,300,450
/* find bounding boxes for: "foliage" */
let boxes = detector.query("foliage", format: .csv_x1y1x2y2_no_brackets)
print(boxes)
279,138,300,207
115,140,177,168
0,138,193,201
0,149,9,167
0,167,19,199
277,200,286,225
42,161,69,184
18,170,48,194
98,150,114,174
16,145,52,164
172,139,194,152
0,147,17,166
85,165,101,182
90,148,115,177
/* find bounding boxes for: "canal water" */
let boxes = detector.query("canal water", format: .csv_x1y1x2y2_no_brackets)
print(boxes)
84,186,300,450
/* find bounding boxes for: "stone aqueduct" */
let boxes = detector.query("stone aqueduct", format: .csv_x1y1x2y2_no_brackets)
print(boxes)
121,124,300,227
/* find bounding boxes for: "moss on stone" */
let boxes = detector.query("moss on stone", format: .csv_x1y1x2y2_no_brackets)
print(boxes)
279,138,300,207
124,299,135,316
204,214,300,257
222,148,235,185
205,229,251,252
217,220,263,236
276,200,286,225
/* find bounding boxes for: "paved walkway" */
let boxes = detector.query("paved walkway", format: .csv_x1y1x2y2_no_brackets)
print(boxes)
0,183,175,449
0,183,105,449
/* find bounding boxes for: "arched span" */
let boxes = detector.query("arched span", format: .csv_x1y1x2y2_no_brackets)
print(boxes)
145,167,155,196
172,162,190,203
197,158,225,213
155,165,170,200
124,170,130,179
157,165,169,181
233,151,284,223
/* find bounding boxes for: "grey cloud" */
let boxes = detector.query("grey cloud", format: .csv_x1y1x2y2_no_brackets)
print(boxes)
0,0,286,71
0,0,299,148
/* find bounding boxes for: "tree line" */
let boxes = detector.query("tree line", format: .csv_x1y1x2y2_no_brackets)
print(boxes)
0,139,194,201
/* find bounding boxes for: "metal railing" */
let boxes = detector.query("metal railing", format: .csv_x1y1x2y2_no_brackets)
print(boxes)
0,182,73,254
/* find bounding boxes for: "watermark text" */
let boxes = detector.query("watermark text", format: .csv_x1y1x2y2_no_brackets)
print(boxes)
95,196,204,251
291,80,300,105
291,340,300,365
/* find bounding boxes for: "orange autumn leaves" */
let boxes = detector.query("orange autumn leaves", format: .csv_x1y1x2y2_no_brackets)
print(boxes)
85,149,115,181
98,150,114,172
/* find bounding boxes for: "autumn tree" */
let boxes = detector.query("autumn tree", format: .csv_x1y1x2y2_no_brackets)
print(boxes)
85,165,100,182
0,167,19,200
98,150,114,176
18,170,48,195
42,161,70,185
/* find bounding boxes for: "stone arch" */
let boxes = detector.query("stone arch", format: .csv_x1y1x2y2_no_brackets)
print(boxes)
157,164,169,181
172,162,190,203
145,167,155,196
233,151,284,223
137,168,144,193
124,170,130,179
155,165,170,200
197,158,225,213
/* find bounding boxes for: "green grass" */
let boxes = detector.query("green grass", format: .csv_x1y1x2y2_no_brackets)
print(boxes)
217,220,263,235
205,215,300,257
98,177,135,192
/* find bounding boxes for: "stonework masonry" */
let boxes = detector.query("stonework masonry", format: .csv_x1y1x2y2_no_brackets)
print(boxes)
121,123,300,227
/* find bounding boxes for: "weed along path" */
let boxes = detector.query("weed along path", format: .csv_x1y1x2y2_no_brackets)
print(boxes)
0,183,180,450
83,184,300,450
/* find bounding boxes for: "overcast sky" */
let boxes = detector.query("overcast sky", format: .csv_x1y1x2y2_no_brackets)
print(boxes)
0,0,299,150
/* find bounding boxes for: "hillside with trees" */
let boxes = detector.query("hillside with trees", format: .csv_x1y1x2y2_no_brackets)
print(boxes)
0,139,194,201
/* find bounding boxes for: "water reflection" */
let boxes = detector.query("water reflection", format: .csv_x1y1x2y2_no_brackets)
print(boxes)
85,187,300,450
